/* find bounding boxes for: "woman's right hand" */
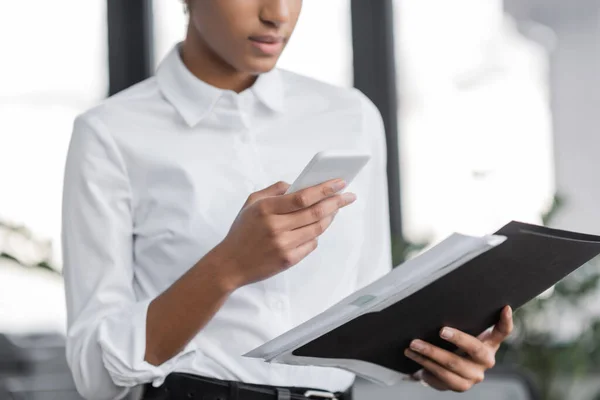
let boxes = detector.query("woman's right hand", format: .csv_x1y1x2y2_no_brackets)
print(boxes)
210,180,357,291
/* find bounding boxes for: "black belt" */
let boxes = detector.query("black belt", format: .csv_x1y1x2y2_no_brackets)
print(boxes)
142,373,353,400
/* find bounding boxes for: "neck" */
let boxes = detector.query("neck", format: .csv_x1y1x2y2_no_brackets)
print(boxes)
181,25,257,93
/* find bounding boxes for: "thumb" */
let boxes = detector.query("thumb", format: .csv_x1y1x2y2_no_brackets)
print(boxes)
484,306,514,347
245,181,290,206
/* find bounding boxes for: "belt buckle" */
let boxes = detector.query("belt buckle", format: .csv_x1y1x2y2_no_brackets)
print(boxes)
303,390,336,399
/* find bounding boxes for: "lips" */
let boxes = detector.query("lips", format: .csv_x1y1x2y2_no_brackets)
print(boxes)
249,35,284,44
249,35,285,55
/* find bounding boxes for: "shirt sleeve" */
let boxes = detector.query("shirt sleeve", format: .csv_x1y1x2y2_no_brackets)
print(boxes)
355,91,394,288
62,114,194,400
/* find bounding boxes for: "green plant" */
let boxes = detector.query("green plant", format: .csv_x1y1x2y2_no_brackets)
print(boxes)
0,220,59,274
391,234,429,266
497,195,600,400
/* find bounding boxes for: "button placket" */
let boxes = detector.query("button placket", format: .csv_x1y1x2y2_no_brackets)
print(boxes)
237,96,269,190
267,292,288,313
273,298,284,311
227,95,256,191
238,93,292,319
247,133,269,189
229,134,252,191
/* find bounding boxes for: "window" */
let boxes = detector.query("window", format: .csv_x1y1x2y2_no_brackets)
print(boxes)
394,0,555,244
153,0,187,68
0,0,108,332
277,0,353,87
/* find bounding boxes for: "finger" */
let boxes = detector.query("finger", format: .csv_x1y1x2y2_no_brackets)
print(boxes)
411,369,452,391
476,327,493,342
484,306,514,347
282,239,319,267
245,181,290,206
404,349,474,393
439,328,496,368
404,370,422,382
270,179,347,214
408,340,484,382
421,370,451,391
283,213,337,248
407,370,447,391
280,192,356,231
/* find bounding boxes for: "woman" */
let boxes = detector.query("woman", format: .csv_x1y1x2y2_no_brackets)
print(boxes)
62,1,513,399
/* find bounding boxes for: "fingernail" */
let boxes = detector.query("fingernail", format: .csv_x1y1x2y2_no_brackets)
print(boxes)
342,193,357,203
410,340,425,352
440,328,454,340
507,306,513,318
404,349,416,359
331,180,347,192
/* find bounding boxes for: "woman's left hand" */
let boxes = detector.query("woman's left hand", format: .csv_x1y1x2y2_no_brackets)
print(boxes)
405,305,513,392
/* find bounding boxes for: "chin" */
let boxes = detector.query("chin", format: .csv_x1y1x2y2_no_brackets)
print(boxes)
241,56,280,75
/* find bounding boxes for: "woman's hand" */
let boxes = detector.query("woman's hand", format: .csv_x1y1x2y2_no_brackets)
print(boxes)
212,180,356,291
406,306,514,392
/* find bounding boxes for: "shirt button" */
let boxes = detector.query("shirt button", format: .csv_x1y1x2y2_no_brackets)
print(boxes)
272,299,285,311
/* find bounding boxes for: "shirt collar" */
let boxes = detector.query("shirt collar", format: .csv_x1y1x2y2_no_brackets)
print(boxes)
251,67,285,114
156,44,285,127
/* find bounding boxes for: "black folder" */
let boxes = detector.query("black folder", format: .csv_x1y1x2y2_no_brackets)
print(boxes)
289,221,600,375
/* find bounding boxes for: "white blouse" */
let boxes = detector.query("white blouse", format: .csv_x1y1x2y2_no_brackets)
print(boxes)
62,46,392,400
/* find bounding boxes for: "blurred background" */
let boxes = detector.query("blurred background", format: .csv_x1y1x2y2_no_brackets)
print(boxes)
1,0,599,399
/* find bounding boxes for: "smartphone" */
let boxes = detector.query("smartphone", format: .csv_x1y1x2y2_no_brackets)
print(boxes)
285,151,371,194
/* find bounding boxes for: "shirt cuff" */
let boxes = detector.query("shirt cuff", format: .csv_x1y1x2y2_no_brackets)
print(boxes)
97,298,197,388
